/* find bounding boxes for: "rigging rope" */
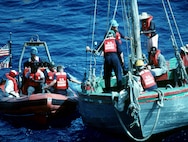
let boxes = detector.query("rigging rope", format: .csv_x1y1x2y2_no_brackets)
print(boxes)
115,88,164,141
88,0,98,81
166,0,184,47
91,0,98,50
107,0,111,31
95,0,119,53
162,0,185,48
162,0,188,83
162,0,178,48
121,0,131,66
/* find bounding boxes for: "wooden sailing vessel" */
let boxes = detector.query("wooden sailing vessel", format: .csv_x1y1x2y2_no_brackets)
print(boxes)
0,35,79,129
78,0,188,141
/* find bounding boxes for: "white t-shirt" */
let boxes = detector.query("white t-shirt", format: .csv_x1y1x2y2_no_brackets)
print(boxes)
4,79,19,98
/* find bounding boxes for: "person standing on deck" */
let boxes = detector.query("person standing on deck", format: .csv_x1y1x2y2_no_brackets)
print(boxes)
87,30,124,93
110,19,132,44
110,19,131,74
139,12,159,56
4,70,20,98
180,44,188,69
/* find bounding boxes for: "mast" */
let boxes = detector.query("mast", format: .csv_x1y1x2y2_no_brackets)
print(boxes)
130,0,142,60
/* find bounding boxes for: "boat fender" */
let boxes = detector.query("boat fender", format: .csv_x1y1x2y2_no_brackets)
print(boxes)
113,89,128,112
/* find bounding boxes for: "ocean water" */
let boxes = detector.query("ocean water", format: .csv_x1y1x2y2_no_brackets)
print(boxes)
0,0,188,141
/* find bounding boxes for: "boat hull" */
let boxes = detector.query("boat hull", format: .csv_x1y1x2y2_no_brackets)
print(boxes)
0,93,79,128
78,86,188,138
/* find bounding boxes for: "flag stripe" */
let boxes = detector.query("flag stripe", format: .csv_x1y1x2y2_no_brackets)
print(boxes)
0,44,9,57
0,56,9,69
0,44,10,68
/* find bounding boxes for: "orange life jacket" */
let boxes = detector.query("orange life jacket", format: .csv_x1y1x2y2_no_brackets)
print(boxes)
5,73,18,93
55,72,68,90
149,50,160,67
28,72,41,87
46,71,55,85
104,37,117,53
139,70,156,89
141,16,153,36
23,68,30,77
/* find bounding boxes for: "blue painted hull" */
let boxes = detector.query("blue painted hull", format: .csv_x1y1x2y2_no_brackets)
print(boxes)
78,86,188,139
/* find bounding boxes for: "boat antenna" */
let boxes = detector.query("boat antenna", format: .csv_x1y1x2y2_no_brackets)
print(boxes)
8,32,12,68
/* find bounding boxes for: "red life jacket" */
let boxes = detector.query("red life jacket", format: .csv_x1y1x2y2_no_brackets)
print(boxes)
139,70,156,89
104,37,117,53
115,32,122,44
6,73,18,93
149,50,160,67
28,72,41,87
23,68,30,77
55,72,68,90
46,71,55,85
141,16,153,36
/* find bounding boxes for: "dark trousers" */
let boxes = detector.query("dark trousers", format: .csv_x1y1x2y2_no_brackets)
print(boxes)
55,89,67,95
104,53,123,92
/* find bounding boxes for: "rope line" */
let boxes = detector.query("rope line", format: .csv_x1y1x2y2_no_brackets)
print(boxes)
114,88,164,141
166,0,184,47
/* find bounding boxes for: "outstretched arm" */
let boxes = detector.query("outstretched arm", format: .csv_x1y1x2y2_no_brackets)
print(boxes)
70,78,82,85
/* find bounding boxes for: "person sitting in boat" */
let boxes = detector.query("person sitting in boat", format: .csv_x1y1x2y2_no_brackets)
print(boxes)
43,62,56,92
139,12,159,56
43,65,81,95
25,62,45,96
173,44,188,87
87,30,124,93
110,19,132,44
4,70,20,98
180,44,188,69
148,47,167,77
23,46,41,74
135,60,157,91
28,47,41,63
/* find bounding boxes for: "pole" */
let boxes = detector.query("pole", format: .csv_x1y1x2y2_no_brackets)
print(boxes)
9,32,12,68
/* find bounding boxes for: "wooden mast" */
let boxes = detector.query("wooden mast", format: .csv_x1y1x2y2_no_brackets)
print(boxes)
130,0,142,60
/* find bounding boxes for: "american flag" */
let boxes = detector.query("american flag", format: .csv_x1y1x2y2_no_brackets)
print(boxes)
0,44,9,57
0,56,9,69
0,44,10,69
